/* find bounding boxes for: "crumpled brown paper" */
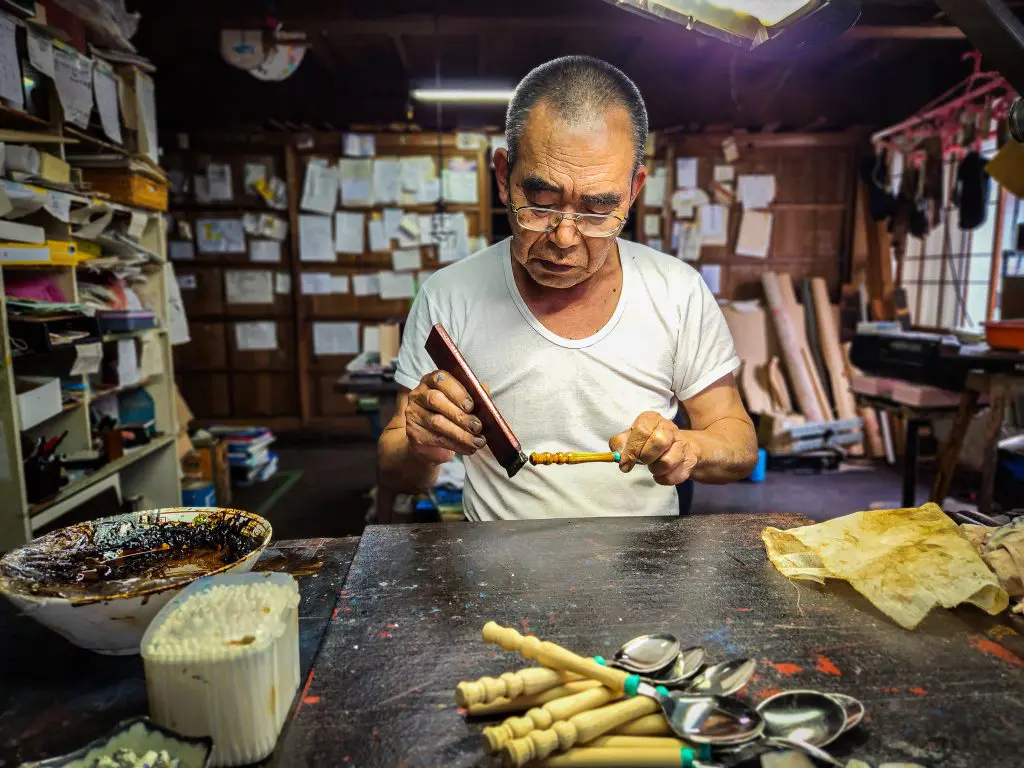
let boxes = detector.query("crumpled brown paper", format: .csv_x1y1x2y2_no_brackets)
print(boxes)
963,519,1024,600
762,502,1008,630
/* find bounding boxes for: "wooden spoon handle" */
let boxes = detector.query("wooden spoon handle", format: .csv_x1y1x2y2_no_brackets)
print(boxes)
611,713,674,737
467,680,602,717
483,686,619,752
503,695,660,767
589,736,689,749
537,747,694,767
482,622,630,692
456,667,580,707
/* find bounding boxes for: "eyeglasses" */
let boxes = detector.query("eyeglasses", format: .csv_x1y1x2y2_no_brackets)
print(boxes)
509,203,626,238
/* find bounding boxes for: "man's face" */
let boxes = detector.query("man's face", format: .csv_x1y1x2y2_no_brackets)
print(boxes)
495,102,647,289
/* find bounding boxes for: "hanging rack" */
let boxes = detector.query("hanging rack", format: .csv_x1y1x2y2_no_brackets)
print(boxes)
872,51,1018,158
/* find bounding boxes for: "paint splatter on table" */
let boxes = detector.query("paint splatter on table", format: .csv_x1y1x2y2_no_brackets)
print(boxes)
0,536,359,767
275,514,1024,768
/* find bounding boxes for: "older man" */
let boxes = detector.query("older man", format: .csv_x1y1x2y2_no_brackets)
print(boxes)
378,55,757,521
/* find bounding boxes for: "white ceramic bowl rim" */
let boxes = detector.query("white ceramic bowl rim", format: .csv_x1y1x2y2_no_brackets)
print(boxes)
0,508,272,607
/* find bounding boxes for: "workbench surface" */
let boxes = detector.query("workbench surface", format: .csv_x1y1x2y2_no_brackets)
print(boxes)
3,515,1023,768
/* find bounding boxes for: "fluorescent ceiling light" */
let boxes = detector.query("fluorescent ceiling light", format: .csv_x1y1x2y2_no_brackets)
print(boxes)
411,88,515,103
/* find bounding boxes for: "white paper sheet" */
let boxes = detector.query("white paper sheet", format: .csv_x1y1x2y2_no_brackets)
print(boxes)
298,214,334,262
737,174,777,209
176,274,197,290
378,271,416,300
338,158,373,207
443,159,479,203
301,161,339,215
417,270,435,287
400,156,435,192
334,212,365,254
372,158,401,204
391,248,421,271
26,28,54,78
417,177,441,204
645,168,666,208
53,46,93,127
714,165,736,183
206,163,233,202
69,341,102,376
352,273,379,297
362,325,380,354
677,222,702,262
735,210,773,258
700,264,722,295
698,204,728,246
235,321,277,351
0,15,22,109
166,264,190,346
368,217,388,252
92,62,122,144
225,270,274,304
313,322,359,355
331,274,350,294
197,218,246,253
419,212,470,263
126,211,147,240
135,70,159,162
675,157,698,189
643,214,661,235
116,338,140,387
300,272,331,295
44,191,70,222
342,133,375,158
249,239,281,263
169,241,195,261
722,137,739,163
244,163,267,190
275,272,291,295
383,207,403,242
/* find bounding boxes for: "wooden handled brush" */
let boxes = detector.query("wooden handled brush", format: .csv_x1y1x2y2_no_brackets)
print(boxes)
456,667,580,707
530,452,620,466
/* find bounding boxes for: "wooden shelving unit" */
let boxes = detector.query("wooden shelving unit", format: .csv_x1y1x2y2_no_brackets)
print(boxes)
0,17,180,547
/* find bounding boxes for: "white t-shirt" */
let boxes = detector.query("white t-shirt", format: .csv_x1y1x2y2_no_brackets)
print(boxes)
394,238,740,521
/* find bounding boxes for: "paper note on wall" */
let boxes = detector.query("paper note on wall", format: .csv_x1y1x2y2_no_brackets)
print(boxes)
26,28,54,78
335,212,365,254
700,264,723,295
331,274,350,294
298,214,334,262
170,241,195,261
675,157,698,189
249,239,281,263
70,342,102,376
417,270,435,287
714,165,736,183
235,321,277,351
722,136,739,163
0,15,22,110
698,204,728,247
342,133,375,158
275,272,291,295
44,191,70,222
400,156,435,193
244,163,267,190
176,274,197,290
368,217,388,252
737,175,777,209
677,223,702,262
197,218,246,253
301,161,339,215
443,158,479,204
391,249,421,271
225,270,274,304
648,238,664,253
362,325,381,354
53,46,93,128
372,158,401,204
300,272,330,295
378,271,416,300
645,168,666,208
338,158,373,207
735,210,773,258
643,214,661,235
383,208,403,242
206,163,233,202
92,62,122,144
313,322,360,355
352,273,380,297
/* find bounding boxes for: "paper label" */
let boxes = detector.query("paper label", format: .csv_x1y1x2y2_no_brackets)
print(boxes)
70,341,102,375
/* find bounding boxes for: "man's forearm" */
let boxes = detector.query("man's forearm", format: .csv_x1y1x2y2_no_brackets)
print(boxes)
378,427,443,493
686,417,758,483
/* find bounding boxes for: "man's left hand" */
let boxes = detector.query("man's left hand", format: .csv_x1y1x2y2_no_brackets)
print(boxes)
609,411,701,486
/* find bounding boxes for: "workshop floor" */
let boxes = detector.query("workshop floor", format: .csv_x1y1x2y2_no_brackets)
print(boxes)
231,440,928,540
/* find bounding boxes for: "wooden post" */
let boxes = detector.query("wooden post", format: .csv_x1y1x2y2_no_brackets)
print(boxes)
988,187,1008,322
284,141,312,426
859,180,894,320
811,278,862,453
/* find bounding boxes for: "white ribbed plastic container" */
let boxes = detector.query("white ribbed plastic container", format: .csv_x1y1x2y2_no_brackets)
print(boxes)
140,572,300,767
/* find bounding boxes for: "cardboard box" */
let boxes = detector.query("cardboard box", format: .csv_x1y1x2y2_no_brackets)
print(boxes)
174,385,194,459
182,440,231,507
39,152,70,185
15,376,61,430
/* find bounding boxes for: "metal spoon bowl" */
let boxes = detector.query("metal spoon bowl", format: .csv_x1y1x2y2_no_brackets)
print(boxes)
639,645,706,687
642,686,766,746
612,631,681,674
680,657,757,697
826,693,866,733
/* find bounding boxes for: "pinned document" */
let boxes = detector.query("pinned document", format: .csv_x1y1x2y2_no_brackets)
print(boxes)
298,214,334,262
334,212,365,254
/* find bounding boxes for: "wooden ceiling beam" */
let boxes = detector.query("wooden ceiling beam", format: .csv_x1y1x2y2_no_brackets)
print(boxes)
845,24,965,39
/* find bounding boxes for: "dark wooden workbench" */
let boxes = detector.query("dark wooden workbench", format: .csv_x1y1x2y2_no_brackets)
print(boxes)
0,537,360,767
276,514,1024,767
4,515,1024,767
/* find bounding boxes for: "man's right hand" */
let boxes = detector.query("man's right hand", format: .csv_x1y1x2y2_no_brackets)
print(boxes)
405,370,486,464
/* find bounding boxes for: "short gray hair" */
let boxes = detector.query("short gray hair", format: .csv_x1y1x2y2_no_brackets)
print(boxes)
505,56,648,174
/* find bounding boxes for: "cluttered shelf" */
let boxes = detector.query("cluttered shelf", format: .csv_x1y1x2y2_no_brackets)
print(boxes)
88,374,161,404
64,127,132,158
28,433,175,521
0,102,51,131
